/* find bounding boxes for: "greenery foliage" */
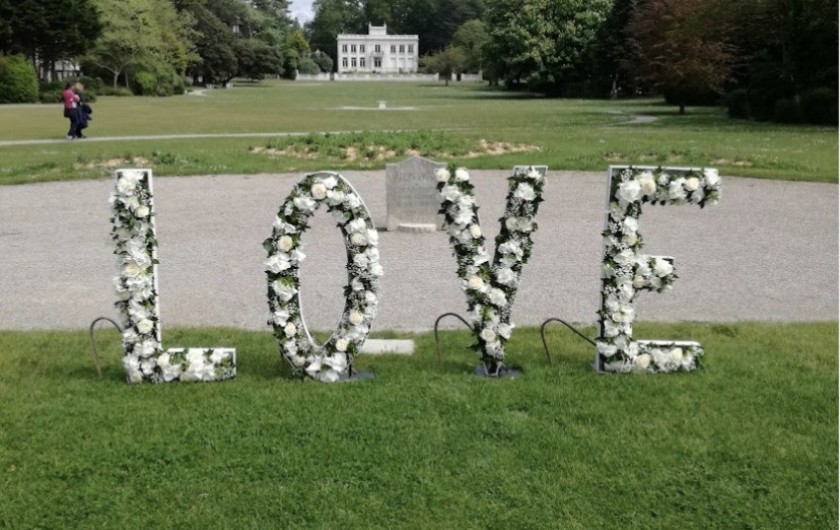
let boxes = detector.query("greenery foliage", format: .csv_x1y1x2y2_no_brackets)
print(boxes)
0,322,836,528
0,54,38,103
800,88,838,126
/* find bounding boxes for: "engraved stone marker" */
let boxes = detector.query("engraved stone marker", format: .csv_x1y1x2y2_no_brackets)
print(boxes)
386,155,446,232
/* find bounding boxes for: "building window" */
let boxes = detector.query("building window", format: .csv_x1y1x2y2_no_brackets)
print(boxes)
342,44,347,53
360,58,366,68
375,44,381,53
374,57,381,68
351,58,357,68
351,44,356,53
399,45,405,53
360,45,365,53
408,45,414,53
342,57,348,68
390,45,396,53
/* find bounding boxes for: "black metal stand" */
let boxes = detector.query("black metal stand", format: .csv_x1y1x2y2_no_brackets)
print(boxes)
539,318,596,367
88,316,124,378
433,312,472,366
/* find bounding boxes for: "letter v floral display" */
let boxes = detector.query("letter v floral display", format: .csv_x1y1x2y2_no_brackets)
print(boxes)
437,166,546,375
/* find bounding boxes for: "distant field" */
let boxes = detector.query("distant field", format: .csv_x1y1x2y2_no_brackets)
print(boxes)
0,80,836,184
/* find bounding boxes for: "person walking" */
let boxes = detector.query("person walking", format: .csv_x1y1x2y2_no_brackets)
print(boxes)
62,82,80,140
73,82,91,139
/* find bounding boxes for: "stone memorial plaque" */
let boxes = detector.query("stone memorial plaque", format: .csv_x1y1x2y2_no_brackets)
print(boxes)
386,156,446,232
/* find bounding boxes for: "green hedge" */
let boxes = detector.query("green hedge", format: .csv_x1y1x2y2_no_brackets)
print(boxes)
0,55,38,103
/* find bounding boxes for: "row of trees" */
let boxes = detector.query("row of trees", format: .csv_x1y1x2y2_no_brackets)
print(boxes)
0,0,331,96
306,0,837,122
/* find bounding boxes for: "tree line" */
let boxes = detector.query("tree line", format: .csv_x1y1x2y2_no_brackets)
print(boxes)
0,0,836,123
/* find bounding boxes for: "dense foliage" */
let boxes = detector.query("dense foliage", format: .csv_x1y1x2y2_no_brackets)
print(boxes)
0,53,38,103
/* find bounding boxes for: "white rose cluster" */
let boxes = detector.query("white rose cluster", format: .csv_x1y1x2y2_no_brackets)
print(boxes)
265,172,380,383
111,170,235,384
598,167,719,373
438,166,545,374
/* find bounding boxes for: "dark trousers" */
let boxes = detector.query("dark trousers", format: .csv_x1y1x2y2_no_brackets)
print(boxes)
64,108,79,137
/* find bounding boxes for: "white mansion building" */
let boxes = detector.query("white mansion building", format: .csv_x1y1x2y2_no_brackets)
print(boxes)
337,24,419,74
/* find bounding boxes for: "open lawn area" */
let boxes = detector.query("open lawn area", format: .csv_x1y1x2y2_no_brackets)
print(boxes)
0,81,836,184
0,322,836,529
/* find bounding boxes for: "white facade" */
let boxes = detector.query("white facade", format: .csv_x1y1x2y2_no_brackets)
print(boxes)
337,24,419,74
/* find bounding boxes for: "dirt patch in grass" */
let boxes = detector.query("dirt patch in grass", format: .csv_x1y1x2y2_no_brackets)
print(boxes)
76,156,151,171
250,137,540,162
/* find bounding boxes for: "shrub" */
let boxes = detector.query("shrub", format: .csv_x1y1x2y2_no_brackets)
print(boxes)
172,75,185,95
800,87,838,125
774,98,801,123
747,89,777,121
131,71,157,96
38,89,63,103
297,57,320,75
98,86,132,97
78,75,104,91
0,54,39,103
726,89,750,119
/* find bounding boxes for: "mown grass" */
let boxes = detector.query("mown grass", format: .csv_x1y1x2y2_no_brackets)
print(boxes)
0,81,836,184
0,322,836,529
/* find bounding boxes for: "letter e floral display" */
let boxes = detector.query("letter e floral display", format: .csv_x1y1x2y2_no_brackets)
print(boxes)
597,166,721,373
264,172,382,383
438,166,546,375
111,169,236,383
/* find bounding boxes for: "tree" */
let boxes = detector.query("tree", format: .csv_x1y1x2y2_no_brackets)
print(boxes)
451,19,488,73
589,0,636,97
625,0,734,114
311,49,334,73
235,38,283,80
421,45,466,85
306,0,364,67
2,0,101,80
483,0,610,93
187,2,238,84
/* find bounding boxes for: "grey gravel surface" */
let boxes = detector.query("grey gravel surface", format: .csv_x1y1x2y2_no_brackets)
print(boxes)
0,171,836,333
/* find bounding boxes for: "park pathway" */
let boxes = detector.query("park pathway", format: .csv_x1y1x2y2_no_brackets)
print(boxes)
0,171,836,332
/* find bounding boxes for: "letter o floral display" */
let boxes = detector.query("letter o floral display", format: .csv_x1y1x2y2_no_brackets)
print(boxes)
264,172,382,383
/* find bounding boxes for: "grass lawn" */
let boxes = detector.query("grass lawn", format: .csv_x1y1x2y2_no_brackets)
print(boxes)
0,81,836,185
0,322,836,529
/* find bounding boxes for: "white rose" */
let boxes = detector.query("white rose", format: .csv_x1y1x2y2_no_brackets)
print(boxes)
441,185,460,203
134,205,150,218
467,276,485,291
653,257,674,277
670,347,684,361
488,288,507,307
704,168,720,187
311,182,327,200
272,309,290,326
505,217,518,232
637,172,657,196
480,328,496,342
353,253,369,268
495,267,516,286
349,311,364,326
284,322,297,337
264,254,291,273
622,232,638,246
632,275,646,289
122,262,144,278
633,353,652,371
469,224,482,238
322,176,338,189
273,281,297,302
350,232,367,246
454,168,470,182
497,323,513,339
326,190,346,206
614,248,636,266
345,194,361,209
136,319,154,334
597,342,618,358
293,196,316,212
369,262,384,277
290,249,306,262
117,173,140,195
335,339,349,352
367,229,379,246
435,168,451,182
278,235,294,252
685,177,700,191
514,183,536,201
526,167,542,180
669,179,687,200
364,291,377,303
617,179,641,204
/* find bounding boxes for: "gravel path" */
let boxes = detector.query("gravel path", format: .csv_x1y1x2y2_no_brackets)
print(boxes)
0,171,836,333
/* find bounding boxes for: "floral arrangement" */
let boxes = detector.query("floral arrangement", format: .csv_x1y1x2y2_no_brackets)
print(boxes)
264,172,382,383
437,165,546,375
597,166,721,373
111,169,236,383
